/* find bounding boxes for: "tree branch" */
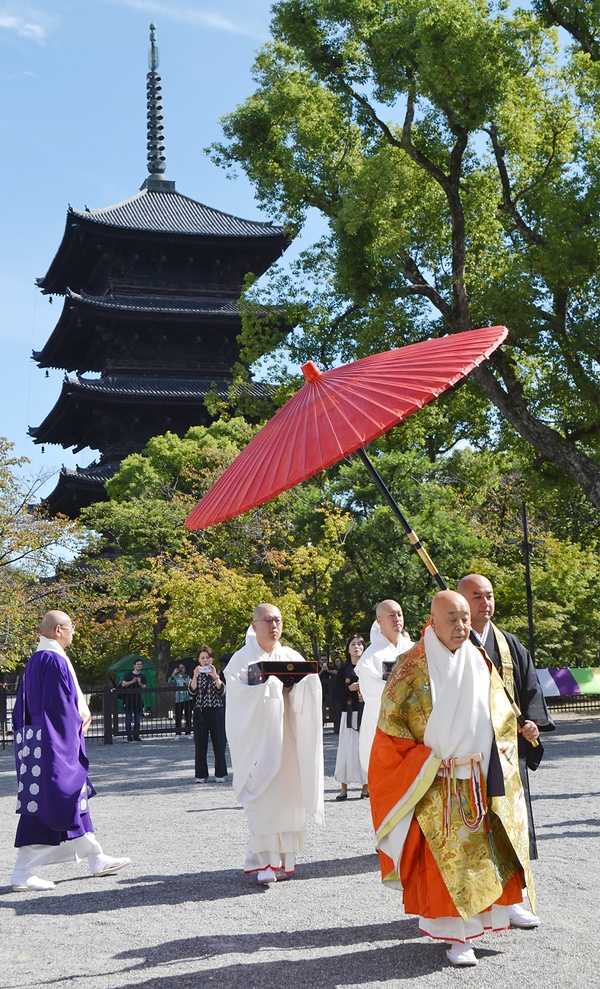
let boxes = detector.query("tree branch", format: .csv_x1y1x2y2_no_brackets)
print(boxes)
486,123,546,247
472,355,600,507
397,255,454,319
537,1,600,61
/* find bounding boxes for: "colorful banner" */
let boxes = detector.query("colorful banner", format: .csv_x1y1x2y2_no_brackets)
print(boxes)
538,668,600,696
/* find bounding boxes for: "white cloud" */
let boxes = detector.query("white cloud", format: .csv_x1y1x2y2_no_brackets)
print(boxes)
102,0,267,39
0,12,48,43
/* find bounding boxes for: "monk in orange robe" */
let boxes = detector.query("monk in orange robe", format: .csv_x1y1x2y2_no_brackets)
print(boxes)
369,590,535,967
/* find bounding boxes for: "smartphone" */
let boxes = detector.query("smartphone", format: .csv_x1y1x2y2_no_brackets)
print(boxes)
199,666,212,673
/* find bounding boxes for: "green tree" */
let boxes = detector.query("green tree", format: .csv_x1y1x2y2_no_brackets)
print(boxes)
211,0,600,509
0,439,83,670
326,439,600,663
75,420,353,673
71,418,600,671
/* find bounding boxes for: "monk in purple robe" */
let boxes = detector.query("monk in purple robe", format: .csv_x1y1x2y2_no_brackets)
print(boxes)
11,610,130,891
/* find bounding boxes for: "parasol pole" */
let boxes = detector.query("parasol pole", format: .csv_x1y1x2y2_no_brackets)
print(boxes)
354,446,537,745
355,447,446,590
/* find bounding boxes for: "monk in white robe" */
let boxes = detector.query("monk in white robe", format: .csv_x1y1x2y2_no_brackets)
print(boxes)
224,603,324,884
355,599,412,773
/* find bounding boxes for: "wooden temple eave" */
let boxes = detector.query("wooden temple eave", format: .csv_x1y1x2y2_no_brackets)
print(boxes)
43,475,109,519
37,195,291,297
32,291,245,372
28,374,266,453
42,459,120,519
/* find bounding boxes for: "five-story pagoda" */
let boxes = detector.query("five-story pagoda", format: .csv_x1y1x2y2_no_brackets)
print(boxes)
30,24,290,517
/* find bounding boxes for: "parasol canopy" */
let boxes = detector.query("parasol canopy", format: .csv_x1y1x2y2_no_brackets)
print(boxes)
184,323,535,738
186,325,508,531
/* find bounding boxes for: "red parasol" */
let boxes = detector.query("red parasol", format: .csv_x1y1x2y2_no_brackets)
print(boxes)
185,322,537,736
186,325,507,549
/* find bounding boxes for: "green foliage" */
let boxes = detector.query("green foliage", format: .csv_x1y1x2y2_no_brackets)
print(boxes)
68,417,600,672
71,420,356,671
211,0,600,509
0,439,85,671
54,556,157,685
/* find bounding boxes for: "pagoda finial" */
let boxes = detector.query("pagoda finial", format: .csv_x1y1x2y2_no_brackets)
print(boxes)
149,22,159,72
141,23,175,191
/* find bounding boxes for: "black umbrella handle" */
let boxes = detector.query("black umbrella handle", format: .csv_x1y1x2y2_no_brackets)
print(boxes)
355,448,447,591
356,447,537,744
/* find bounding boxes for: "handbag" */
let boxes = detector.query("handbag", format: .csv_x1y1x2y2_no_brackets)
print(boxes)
14,682,44,817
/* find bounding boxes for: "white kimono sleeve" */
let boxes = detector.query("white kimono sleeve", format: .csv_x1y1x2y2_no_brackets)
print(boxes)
225,671,285,806
288,673,324,826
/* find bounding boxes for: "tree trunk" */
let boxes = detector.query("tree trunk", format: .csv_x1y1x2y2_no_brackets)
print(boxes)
473,361,600,510
153,601,171,715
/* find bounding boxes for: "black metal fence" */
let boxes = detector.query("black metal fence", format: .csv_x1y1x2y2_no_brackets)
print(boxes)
1,685,195,747
1,683,598,749
546,694,600,714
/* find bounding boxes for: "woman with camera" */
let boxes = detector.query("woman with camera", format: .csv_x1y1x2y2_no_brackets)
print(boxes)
188,645,227,783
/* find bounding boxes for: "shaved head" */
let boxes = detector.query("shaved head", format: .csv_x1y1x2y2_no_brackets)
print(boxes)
376,599,404,646
456,574,495,635
40,611,71,636
429,591,471,652
252,603,283,653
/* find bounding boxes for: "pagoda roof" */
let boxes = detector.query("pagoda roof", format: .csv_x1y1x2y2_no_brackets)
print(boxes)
33,290,244,370
37,188,291,295
29,374,272,452
50,374,270,401
59,461,119,485
56,375,241,400
64,289,242,316
69,188,286,238
43,461,117,519
33,290,289,374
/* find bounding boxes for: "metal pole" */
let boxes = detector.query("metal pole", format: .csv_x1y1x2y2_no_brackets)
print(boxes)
521,501,536,662
103,684,114,744
355,447,446,590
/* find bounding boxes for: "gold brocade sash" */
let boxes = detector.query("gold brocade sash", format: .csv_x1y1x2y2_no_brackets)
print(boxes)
488,662,536,911
415,663,535,919
490,624,515,700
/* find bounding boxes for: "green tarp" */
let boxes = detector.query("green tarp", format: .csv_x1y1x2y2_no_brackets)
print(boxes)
107,654,156,711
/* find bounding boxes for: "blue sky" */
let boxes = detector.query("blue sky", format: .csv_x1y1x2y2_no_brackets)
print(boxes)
1,1,313,496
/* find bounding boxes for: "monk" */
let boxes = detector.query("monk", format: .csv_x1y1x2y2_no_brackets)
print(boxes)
11,610,130,891
223,603,323,884
369,591,534,967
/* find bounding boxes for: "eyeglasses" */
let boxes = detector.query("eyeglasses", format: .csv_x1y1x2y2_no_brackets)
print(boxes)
258,616,282,625
59,624,76,632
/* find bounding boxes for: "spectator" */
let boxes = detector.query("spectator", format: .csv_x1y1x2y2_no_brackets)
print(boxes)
189,645,227,782
168,663,192,738
119,659,147,742
334,634,368,800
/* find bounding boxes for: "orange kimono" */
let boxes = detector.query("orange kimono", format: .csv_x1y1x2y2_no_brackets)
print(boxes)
369,639,534,932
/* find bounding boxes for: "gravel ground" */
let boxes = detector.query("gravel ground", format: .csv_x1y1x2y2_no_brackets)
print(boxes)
0,713,598,989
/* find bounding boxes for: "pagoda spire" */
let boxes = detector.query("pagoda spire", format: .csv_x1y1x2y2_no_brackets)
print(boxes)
141,23,175,191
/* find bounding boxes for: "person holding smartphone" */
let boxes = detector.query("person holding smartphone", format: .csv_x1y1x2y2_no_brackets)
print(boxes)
188,645,227,783
119,658,147,742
